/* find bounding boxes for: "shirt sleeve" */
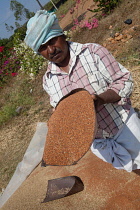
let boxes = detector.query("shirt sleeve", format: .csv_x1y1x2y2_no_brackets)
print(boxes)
43,74,56,108
93,45,133,105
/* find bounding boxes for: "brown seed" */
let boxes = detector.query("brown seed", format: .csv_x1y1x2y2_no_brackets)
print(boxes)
42,90,97,166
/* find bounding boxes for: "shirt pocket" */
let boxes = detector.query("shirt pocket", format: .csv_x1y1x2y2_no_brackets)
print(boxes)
87,72,107,94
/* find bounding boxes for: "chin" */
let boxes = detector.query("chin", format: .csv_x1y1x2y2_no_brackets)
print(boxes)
54,57,65,64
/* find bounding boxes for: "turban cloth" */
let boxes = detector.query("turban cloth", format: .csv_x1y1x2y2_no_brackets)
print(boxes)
24,10,64,53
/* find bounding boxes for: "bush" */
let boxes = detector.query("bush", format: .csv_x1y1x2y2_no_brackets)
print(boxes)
0,46,20,87
13,32,47,77
0,32,48,88
94,0,121,14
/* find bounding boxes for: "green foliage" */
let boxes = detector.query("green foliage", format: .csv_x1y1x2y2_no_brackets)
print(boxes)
94,0,121,14
13,32,47,76
14,24,27,41
0,45,20,87
10,0,24,21
0,104,17,125
10,0,34,30
0,38,13,48
55,0,76,18
0,30,47,88
5,23,14,32
10,0,33,21
44,0,68,12
44,0,60,11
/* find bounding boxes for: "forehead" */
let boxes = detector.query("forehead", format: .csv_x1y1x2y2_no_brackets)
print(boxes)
44,35,65,45
38,35,66,52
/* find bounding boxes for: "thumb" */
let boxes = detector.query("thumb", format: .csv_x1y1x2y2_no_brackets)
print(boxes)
91,94,97,101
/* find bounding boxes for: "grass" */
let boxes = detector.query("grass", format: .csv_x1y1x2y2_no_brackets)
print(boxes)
0,77,34,126
0,68,51,191
55,0,76,19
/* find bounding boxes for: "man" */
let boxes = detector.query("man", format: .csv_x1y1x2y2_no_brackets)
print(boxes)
24,10,140,172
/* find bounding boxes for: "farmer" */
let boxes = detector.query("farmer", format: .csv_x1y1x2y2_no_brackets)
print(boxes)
24,10,140,172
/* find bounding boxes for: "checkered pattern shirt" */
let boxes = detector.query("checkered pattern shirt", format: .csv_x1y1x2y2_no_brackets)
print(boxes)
43,42,133,139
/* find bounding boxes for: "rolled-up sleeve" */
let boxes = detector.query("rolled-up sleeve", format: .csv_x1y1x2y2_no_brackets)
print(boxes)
94,45,133,105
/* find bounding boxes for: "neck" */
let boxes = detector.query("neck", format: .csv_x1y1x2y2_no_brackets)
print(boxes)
57,51,70,73
59,65,70,73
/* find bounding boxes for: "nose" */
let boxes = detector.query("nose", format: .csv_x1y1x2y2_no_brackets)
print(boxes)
47,45,55,55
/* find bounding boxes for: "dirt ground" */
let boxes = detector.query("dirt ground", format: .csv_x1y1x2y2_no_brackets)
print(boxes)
0,0,140,194
59,0,98,30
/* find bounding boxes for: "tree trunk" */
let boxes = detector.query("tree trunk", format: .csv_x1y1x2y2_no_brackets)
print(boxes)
36,0,44,9
50,0,58,10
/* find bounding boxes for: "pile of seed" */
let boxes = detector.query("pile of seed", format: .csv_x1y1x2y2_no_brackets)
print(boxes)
42,90,97,166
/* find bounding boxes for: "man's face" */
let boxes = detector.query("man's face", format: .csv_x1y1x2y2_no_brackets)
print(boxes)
38,35,69,66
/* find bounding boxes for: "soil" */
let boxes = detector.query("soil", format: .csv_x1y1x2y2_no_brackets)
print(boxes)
0,0,140,194
59,0,98,30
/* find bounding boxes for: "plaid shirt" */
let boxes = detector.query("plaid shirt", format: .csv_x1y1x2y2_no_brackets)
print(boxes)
43,42,133,139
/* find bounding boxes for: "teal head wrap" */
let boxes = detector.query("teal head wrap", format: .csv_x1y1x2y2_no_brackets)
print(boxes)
24,10,64,53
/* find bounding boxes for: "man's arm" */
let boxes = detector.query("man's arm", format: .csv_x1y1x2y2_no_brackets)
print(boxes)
91,89,121,108
91,45,133,106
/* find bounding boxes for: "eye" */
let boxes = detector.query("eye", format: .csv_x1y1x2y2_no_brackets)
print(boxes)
49,37,58,45
38,44,47,52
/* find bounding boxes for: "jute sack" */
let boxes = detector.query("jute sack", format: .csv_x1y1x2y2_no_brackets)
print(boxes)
42,89,97,166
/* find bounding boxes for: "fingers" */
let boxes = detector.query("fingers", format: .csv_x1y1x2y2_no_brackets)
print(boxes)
52,108,55,112
91,94,97,101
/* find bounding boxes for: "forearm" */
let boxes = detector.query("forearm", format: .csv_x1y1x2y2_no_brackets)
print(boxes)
93,89,121,108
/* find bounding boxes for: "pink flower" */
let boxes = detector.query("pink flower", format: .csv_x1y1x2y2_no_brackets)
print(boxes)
87,8,93,12
70,8,74,14
93,22,98,28
4,60,9,65
90,18,98,28
8,48,14,51
0,46,4,52
81,18,98,30
75,5,78,9
76,0,80,4
11,72,18,77
74,19,79,25
60,14,65,18
71,26,76,31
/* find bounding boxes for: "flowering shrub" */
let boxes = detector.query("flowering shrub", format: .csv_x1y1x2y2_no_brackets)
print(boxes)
0,32,48,87
64,30,71,40
0,46,20,87
70,8,75,14
82,18,98,29
76,0,80,4
70,0,81,14
72,18,98,30
59,14,65,18
93,0,120,14
13,33,47,77
0,46,5,52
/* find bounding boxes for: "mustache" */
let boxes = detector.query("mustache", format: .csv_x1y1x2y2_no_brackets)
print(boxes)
49,48,62,59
